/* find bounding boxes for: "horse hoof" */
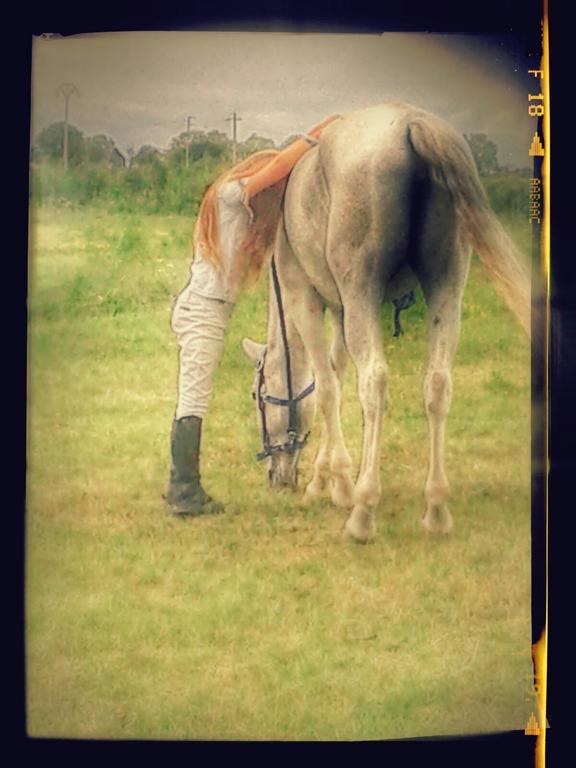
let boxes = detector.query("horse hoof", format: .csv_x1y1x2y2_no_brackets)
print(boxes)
303,486,322,505
330,481,355,509
421,504,453,534
344,509,376,544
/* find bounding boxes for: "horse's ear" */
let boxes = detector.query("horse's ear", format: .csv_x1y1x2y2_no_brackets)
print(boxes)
241,337,266,362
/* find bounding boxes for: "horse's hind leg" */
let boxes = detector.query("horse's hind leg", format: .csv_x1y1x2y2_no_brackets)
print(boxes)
419,250,469,533
329,307,348,381
340,291,389,543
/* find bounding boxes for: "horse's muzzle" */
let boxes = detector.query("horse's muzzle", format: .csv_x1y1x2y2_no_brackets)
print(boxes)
268,459,298,490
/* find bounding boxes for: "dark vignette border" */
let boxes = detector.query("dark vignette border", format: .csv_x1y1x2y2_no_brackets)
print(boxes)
13,1,565,765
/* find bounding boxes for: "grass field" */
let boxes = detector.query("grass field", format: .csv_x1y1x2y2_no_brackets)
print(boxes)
26,203,534,741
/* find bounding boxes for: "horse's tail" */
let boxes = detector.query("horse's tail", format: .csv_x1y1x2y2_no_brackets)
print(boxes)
407,114,530,336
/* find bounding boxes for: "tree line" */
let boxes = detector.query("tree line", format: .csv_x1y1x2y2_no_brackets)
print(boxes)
29,122,530,215
30,121,283,214
31,121,279,169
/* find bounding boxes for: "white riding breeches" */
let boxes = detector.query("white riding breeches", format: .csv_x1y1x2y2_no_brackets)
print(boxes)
171,179,248,420
171,284,234,419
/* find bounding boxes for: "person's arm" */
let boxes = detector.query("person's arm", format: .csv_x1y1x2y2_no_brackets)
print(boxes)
242,114,342,202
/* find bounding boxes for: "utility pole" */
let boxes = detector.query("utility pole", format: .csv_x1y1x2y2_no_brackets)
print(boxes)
185,115,195,169
226,111,242,164
58,83,79,171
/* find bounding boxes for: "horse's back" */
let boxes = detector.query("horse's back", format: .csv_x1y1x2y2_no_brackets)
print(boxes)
283,102,453,304
319,102,421,177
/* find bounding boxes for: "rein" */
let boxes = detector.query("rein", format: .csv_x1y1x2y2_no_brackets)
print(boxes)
254,256,315,461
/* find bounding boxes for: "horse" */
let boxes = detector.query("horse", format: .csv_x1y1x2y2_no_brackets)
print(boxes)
241,102,530,543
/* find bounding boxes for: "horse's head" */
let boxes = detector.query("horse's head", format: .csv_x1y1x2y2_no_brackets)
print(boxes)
242,336,315,489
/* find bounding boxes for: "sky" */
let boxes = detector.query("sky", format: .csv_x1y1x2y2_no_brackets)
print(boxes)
30,30,537,168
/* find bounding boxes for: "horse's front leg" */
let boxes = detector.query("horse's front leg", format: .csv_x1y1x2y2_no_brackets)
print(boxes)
293,315,355,509
304,307,351,507
274,219,354,509
303,422,332,502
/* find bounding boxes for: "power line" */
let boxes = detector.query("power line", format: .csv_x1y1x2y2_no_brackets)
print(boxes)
226,112,242,164
57,82,79,171
185,115,195,169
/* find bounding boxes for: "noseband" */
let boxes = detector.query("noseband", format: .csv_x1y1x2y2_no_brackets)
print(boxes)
254,256,315,461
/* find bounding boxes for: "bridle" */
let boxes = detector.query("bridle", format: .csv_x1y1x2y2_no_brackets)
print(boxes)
253,256,315,462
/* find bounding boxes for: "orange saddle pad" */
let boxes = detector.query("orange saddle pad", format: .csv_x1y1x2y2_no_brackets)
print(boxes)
242,114,342,201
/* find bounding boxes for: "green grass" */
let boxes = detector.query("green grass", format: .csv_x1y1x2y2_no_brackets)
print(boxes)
26,205,534,741
30,156,230,215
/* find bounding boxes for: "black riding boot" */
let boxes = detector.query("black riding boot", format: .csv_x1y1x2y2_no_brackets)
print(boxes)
164,416,224,516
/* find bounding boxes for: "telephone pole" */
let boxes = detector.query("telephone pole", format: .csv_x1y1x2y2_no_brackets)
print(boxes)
226,111,242,164
58,82,79,171
185,115,195,169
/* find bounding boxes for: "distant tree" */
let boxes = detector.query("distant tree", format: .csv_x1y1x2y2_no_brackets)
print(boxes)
167,129,230,166
35,122,85,166
167,132,191,166
205,143,227,160
464,133,500,176
205,129,229,144
85,134,124,166
239,132,276,158
169,132,189,152
132,144,163,166
204,130,230,160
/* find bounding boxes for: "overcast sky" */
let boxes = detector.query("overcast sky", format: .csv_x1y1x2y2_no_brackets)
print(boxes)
30,30,536,168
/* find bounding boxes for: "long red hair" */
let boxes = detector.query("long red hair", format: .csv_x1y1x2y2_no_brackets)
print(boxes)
193,150,287,290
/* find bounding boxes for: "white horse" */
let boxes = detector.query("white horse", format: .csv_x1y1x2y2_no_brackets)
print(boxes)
242,102,530,543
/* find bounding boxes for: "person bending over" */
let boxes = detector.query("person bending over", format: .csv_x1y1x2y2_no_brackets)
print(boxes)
165,114,341,516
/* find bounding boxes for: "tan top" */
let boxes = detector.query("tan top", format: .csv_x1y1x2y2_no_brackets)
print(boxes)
189,181,247,303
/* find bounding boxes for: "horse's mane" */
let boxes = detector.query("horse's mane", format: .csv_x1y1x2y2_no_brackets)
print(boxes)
193,149,286,290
